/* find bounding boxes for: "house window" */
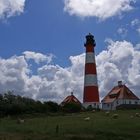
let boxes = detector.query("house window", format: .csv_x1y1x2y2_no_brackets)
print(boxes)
135,101,138,104
109,94,118,98
107,104,110,107
129,101,131,104
116,101,118,104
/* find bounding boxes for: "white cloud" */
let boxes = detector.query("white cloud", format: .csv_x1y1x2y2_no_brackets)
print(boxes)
117,27,128,37
0,0,26,19
23,51,54,64
0,55,29,94
64,0,136,20
0,53,85,103
97,40,140,98
131,19,140,34
37,54,85,102
131,18,140,26
0,41,140,103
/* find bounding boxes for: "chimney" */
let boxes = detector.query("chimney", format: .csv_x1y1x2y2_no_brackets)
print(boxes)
118,81,122,87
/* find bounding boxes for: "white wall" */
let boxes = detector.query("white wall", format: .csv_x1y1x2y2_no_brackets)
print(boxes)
83,102,100,109
102,99,140,110
102,103,114,110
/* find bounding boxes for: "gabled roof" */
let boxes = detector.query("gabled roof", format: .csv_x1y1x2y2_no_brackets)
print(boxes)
102,83,139,103
61,93,81,106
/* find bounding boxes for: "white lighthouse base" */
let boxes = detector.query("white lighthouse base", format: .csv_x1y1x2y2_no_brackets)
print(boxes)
82,102,100,109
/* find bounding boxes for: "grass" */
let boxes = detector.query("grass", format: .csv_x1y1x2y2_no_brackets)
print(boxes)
0,110,140,140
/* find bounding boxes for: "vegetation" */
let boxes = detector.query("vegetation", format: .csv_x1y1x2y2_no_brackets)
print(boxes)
62,102,82,113
0,91,83,117
0,91,61,117
0,91,140,140
0,110,140,140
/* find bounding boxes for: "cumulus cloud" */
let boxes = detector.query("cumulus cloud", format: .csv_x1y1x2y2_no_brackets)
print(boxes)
0,52,85,103
23,51,54,64
0,55,29,94
0,41,140,103
97,39,140,98
64,0,136,20
0,0,26,19
37,54,85,102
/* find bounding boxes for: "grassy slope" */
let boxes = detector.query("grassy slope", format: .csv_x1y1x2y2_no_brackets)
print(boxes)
0,110,140,140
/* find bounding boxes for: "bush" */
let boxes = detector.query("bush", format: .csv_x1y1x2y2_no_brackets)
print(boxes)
62,103,82,113
43,101,60,113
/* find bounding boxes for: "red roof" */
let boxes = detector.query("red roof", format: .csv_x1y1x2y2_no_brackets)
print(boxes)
102,84,139,103
61,94,81,106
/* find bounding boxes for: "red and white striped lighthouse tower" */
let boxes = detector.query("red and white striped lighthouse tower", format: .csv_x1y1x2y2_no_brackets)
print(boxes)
83,33,99,108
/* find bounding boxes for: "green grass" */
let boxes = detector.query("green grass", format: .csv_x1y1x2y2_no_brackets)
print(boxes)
0,110,140,140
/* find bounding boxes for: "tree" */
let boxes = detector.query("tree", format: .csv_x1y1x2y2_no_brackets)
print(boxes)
43,101,60,113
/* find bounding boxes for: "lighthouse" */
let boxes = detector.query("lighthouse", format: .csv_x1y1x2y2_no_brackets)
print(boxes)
83,33,100,108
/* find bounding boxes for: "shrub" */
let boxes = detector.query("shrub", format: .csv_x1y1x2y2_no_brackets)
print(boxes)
62,102,81,113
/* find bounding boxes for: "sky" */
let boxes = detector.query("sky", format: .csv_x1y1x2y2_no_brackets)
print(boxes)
0,0,140,103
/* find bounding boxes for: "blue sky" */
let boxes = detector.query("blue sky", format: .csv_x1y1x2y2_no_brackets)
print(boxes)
0,0,140,102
